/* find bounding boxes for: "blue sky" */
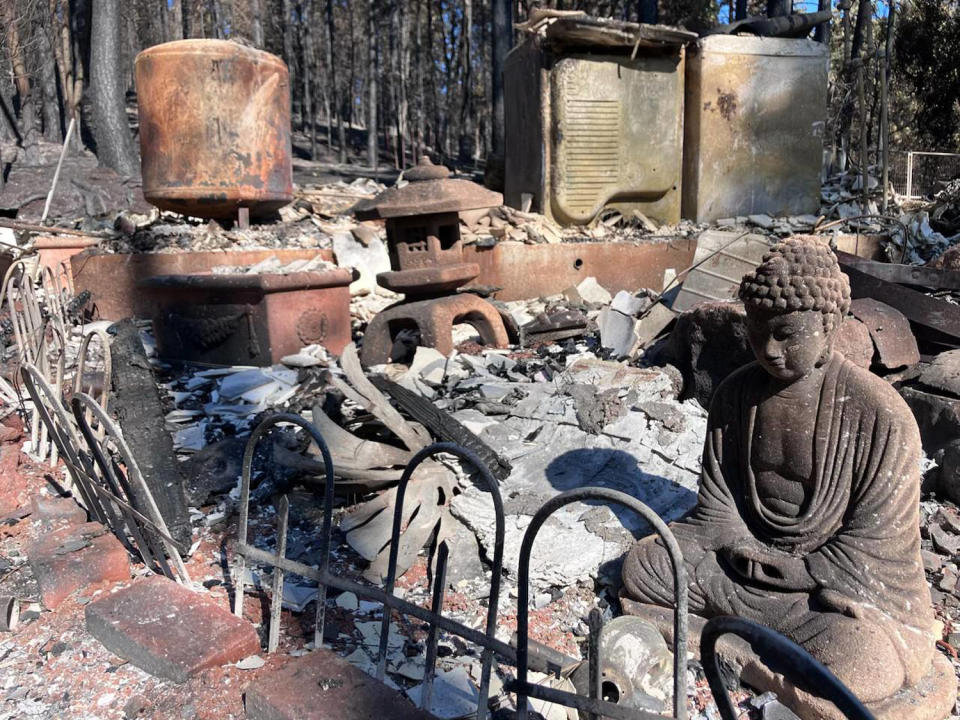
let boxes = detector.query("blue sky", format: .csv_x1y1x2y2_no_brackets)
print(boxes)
718,1,891,23
792,0,891,16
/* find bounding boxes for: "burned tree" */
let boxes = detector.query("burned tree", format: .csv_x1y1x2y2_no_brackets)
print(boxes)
89,0,137,176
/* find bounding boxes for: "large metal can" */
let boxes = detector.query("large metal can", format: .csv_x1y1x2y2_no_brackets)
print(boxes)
135,39,293,219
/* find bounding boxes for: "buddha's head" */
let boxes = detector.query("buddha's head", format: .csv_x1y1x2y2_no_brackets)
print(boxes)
739,238,851,382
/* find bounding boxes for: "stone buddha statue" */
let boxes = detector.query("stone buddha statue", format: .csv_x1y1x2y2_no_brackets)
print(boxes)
621,237,954,717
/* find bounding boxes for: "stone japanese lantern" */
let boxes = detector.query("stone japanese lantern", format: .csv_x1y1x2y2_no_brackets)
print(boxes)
354,156,509,366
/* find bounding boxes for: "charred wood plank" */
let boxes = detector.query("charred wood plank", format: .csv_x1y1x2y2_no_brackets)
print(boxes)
108,319,192,550
836,251,960,291
839,263,960,341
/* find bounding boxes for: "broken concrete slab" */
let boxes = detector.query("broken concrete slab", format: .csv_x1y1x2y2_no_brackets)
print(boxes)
598,306,638,359
634,303,677,350
574,276,612,305
26,522,130,609
85,574,259,683
832,316,873,369
610,290,649,317
406,346,448,385
407,666,480,719
244,647,436,720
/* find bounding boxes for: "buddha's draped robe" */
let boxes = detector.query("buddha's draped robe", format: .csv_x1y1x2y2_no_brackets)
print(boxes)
622,353,934,700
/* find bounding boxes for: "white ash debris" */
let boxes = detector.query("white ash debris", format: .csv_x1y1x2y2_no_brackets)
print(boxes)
209,254,335,275
456,200,707,249
393,345,707,595
100,215,335,254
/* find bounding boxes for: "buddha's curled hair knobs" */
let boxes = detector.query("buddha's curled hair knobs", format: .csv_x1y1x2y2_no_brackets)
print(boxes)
739,237,851,319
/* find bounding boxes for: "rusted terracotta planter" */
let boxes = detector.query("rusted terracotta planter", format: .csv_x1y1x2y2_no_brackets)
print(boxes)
139,268,355,366
71,249,335,320
0,251,16,284
34,236,100,275
135,39,293,219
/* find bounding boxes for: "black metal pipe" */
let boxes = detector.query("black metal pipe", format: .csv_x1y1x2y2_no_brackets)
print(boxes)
378,441,504,720
515,487,688,720
237,412,335,649
701,616,875,720
421,541,449,712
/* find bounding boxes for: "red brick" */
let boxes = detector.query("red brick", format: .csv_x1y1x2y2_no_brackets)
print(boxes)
85,574,260,683
31,495,87,527
26,522,130,609
245,648,436,720
0,445,29,517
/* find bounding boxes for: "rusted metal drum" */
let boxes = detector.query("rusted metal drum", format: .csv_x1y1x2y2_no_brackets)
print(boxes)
135,40,293,219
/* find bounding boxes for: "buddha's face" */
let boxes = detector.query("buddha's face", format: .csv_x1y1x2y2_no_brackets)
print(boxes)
745,307,834,382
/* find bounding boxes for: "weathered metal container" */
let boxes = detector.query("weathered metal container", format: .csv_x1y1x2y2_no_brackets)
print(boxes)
139,268,355,366
135,40,293,219
504,18,695,226
70,248,336,319
681,35,828,223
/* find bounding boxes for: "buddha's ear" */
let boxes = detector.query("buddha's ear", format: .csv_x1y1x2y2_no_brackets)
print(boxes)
819,312,840,361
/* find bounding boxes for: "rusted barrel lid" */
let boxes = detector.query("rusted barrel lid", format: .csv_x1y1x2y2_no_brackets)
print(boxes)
354,156,502,220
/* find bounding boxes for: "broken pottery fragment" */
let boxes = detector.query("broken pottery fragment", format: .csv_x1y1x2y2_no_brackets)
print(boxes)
621,237,956,719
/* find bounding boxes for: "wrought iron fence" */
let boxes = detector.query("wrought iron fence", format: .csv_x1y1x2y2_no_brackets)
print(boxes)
891,151,960,199
234,414,873,720
20,363,190,584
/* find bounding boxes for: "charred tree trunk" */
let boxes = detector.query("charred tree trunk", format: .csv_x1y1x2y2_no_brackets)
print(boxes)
89,0,138,176
109,320,192,550
3,5,40,162
850,0,871,62
37,30,62,142
766,0,790,17
167,0,184,40
638,0,657,24
50,0,83,148
301,0,316,156
251,0,264,46
491,0,511,157
815,0,831,44
328,0,345,163
458,0,474,163
367,4,377,171
395,0,409,168
210,0,225,38
413,0,423,160
281,0,297,122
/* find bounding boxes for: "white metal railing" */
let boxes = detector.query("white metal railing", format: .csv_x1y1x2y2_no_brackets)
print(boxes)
903,150,960,199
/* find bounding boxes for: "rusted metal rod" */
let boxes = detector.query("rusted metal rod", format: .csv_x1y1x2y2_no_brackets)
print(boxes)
0,218,106,238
